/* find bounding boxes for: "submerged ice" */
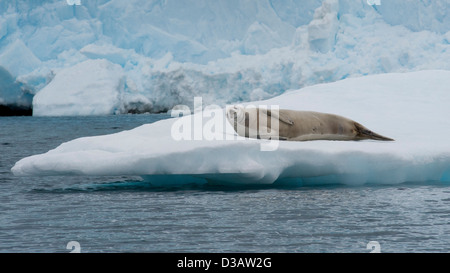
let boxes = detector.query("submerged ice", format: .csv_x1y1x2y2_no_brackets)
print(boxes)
1,0,450,114
11,70,450,186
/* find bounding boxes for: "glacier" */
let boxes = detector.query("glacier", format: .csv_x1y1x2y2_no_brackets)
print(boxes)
11,70,450,186
1,0,450,115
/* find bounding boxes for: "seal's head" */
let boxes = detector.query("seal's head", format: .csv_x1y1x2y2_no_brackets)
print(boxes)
226,105,246,125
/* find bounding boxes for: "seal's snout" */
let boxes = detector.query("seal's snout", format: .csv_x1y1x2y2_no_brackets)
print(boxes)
354,122,394,141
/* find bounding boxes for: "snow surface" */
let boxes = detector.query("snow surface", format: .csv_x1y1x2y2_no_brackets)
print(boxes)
1,0,450,114
11,70,450,186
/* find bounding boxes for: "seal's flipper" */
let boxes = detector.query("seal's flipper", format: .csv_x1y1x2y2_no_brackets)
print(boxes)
354,123,394,141
261,109,294,125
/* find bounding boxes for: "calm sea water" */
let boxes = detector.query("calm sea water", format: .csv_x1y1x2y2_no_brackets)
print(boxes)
1,115,450,253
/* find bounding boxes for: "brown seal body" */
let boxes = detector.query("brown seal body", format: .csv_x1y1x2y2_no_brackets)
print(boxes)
226,106,394,141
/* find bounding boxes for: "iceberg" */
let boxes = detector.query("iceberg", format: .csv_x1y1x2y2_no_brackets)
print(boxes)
11,70,450,186
32,59,125,116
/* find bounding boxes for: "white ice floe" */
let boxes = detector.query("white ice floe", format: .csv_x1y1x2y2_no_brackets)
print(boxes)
12,70,450,186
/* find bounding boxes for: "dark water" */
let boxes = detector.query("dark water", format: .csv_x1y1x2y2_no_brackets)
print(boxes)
1,115,450,253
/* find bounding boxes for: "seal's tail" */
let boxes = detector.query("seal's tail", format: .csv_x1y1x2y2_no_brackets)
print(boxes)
354,122,394,141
